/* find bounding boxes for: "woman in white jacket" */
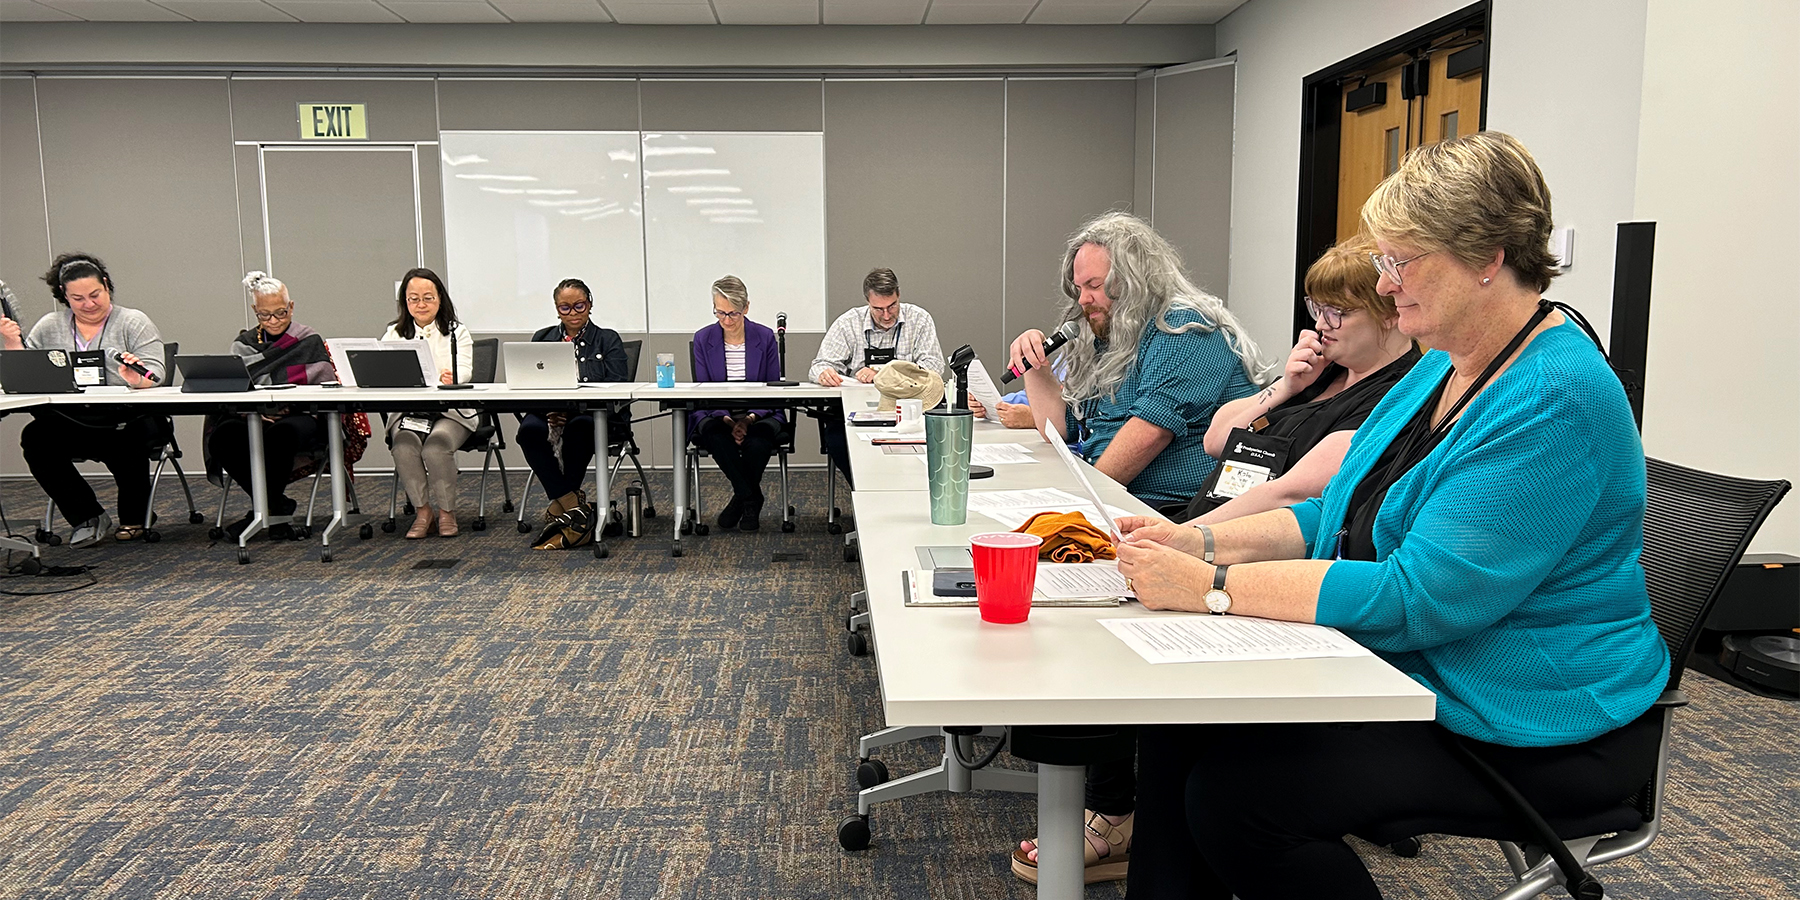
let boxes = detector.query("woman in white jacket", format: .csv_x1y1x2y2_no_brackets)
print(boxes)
381,267,474,538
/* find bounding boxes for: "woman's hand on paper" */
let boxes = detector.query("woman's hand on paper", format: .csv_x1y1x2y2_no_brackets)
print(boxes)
1117,538,1211,612
1114,515,1205,558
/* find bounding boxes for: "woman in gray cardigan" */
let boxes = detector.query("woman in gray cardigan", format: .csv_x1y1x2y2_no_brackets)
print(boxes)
0,253,165,547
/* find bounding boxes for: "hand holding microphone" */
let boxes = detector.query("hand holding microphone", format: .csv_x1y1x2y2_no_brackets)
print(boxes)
1002,320,1079,384
114,350,161,385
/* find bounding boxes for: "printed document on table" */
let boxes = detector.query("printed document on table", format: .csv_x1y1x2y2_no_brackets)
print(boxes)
908,443,1038,465
967,487,1131,530
966,358,1005,423
1099,616,1373,664
903,570,1120,608
1036,562,1136,600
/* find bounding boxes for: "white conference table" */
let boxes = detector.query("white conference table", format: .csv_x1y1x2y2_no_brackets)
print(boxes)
838,384,1078,494
849,426,1436,899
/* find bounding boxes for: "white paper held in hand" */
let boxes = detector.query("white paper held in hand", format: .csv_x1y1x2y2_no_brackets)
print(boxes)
1040,420,1119,540
965,357,1005,423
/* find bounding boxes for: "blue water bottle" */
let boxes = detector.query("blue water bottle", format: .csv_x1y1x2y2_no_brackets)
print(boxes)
655,352,675,388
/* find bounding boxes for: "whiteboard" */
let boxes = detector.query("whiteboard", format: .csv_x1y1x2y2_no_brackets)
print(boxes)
439,131,647,333
641,132,826,333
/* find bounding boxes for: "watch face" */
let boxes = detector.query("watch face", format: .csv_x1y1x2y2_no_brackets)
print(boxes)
1204,589,1231,614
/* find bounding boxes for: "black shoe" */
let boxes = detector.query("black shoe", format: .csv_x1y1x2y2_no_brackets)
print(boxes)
717,495,746,529
224,512,254,539
739,497,763,532
268,522,295,541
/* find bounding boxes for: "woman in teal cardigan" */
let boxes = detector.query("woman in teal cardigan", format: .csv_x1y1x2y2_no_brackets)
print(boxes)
1114,133,1669,899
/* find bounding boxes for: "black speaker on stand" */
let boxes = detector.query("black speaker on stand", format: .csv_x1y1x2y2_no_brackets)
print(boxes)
1609,221,1656,430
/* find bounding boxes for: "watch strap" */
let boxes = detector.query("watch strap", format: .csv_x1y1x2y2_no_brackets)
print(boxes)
1199,524,1215,564
1213,564,1229,591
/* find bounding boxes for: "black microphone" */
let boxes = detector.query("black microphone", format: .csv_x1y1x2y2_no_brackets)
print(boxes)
766,311,798,387
0,280,20,326
1001,320,1079,384
113,351,161,384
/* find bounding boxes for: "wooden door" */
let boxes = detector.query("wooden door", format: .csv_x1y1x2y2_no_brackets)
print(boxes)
1335,48,1484,242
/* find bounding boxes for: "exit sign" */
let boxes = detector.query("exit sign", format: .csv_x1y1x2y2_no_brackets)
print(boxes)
298,103,367,140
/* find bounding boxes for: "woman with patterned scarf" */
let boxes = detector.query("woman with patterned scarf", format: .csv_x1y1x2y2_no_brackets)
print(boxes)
204,271,370,539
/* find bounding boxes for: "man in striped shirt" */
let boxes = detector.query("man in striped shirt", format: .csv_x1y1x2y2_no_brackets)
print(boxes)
810,268,945,487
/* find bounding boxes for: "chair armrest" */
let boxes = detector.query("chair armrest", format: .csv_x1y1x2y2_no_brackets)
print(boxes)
1654,689,1689,709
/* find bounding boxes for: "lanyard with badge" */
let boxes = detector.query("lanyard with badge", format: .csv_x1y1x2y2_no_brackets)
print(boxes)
70,315,108,386
861,320,902,368
1199,425,1295,503
399,327,459,435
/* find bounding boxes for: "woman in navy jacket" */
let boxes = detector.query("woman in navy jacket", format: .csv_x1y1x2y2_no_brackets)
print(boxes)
691,275,783,532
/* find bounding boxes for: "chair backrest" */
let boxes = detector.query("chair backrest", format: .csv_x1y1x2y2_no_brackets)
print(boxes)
471,337,499,384
689,339,698,379
1642,456,1789,690
621,339,642,381
163,341,179,386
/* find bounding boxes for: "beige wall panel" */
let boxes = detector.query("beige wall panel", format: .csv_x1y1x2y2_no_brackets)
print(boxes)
1004,79,1137,353
1150,65,1234,299
436,78,639,131
1,78,50,311
823,79,1004,377
639,79,823,132
228,78,439,144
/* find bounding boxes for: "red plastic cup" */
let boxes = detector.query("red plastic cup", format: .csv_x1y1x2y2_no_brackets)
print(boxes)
971,532,1043,624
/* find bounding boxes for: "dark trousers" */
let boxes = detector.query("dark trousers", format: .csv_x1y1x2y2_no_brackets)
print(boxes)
21,411,158,527
1087,752,1136,817
695,417,780,501
517,413,595,501
819,415,854,489
207,414,319,514
1126,715,1662,900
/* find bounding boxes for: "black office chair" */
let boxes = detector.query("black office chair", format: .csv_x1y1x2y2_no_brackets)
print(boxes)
383,337,512,533
36,341,203,545
514,338,659,535
681,340,798,536
1369,457,1789,899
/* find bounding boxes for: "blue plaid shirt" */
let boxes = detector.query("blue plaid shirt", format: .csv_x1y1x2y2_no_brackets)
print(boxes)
1065,308,1257,504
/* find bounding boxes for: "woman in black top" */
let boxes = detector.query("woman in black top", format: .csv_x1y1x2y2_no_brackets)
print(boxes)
1181,239,1418,524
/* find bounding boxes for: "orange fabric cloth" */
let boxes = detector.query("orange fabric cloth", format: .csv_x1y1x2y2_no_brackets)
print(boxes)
1014,510,1117,564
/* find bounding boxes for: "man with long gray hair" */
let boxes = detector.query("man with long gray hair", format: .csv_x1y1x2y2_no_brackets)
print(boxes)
1011,212,1267,506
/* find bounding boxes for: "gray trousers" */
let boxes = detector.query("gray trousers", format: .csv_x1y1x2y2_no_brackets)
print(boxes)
391,416,472,511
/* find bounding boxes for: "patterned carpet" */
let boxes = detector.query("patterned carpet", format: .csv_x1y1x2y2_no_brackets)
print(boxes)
0,471,1794,899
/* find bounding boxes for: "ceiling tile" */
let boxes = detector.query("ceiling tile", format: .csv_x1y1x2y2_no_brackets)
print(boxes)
923,0,1034,25
1026,0,1145,25
266,0,404,22
601,1,716,24
0,0,83,20
380,0,508,23
711,0,816,25
33,0,189,19
153,0,298,22
1128,0,1244,25
488,0,610,22
823,0,928,26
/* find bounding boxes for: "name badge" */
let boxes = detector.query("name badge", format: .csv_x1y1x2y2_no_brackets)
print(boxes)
398,415,435,435
863,345,897,367
71,349,106,386
1203,426,1294,501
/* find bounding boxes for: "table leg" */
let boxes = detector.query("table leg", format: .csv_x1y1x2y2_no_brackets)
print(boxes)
320,413,348,560
236,412,269,564
591,405,610,559
670,408,687,557
1035,763,1086,900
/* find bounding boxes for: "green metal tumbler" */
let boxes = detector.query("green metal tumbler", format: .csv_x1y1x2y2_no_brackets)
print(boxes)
925,408,974,525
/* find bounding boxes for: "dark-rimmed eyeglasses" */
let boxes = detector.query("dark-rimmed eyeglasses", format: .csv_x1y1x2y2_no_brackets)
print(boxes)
1303,297,1346,330
711,309,743,320
556,301,591,315
253,308,292,323
1369,250,1433,288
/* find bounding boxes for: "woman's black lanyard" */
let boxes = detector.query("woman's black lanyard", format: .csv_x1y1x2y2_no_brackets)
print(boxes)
1353,299,1554,527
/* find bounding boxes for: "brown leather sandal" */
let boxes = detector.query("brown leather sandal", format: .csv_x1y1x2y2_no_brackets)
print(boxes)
1010,810,1133,885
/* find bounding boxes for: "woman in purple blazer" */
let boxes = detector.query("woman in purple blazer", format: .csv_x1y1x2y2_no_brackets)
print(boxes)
691,275,785,532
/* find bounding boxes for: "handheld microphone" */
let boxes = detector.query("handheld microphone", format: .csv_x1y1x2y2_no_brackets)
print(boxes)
948,345,976,410
1000,320,1079,384
113,351,161,384
765,311,798,387
0,280,19,326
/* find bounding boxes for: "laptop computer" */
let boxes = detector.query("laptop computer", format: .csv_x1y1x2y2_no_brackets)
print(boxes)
1,349,82,394
346,349,428,388
504,341,579,389
175,354,252,393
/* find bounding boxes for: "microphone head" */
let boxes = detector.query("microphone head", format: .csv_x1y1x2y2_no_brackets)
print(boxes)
776,311,787,330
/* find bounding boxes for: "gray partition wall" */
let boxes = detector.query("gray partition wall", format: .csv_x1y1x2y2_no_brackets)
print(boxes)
0,69,1234,500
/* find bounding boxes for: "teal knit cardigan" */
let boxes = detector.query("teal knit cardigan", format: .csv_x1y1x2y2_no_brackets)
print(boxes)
1291,320,1670,747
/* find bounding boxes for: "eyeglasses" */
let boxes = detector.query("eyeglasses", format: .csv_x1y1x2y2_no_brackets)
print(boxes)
1303,297,1347,330
405,295,437,306
1369,250,1433,288
556,301,591,314
711,309,743,320
253,308,292,323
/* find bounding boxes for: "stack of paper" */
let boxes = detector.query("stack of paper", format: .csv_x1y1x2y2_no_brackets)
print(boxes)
966,488,1133,531
1099,617,1373,664
906,443,1038,465
902,570,1122,608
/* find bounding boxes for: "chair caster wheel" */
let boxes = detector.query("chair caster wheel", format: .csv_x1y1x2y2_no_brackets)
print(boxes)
296,526,312,540
671,546,684,558
237,548,250,564
593,543,610,559
846,631,869,657
472,517,487,532
36,530,61,547
143,529,161,543
827,522,843,535
321,551,333,563
188,512,204,524
694,523,710,536
844,543,858,563
680,521,694,536
501,501,514,513
837,815,871,851
855,759,889,789
381,520,396,534
788,505,797,516
18,557,42,576
208,527,224,540
1389,837,1422,858
644,506,657,519
517,520,532,533
781,521,795,533
359,524,373,540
